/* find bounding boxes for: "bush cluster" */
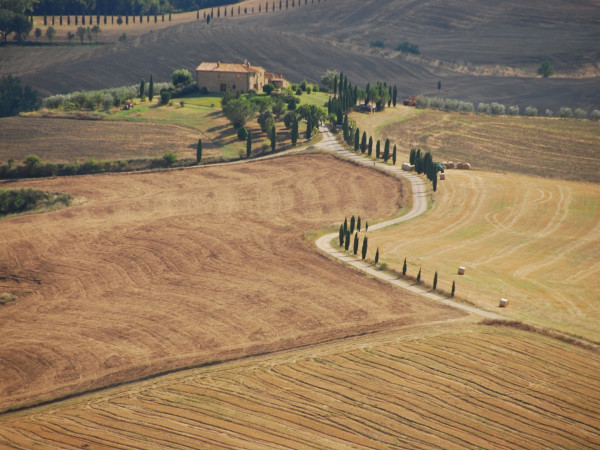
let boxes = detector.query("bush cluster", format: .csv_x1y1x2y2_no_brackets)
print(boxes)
416,96,474,113
0,188,71,216
41,82,171,111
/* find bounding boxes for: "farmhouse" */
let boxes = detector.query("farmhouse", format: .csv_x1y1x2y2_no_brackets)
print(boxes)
195,61,289,93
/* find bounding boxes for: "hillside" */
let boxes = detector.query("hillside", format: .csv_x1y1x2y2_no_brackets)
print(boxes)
1,0,599,110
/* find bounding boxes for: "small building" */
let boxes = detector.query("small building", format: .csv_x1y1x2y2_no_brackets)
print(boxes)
196,61,287,93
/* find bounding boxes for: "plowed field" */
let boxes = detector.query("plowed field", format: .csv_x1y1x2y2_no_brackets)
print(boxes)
2,322,598,448
0,153,462,413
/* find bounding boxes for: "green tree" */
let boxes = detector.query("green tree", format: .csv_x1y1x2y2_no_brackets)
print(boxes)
537,60,554,78
75,25,86,43
9,11,32,42
91,24,100,42
246,130,252,157
171,68,193,86
339,224,344,246
375,247,379,264
343,217,348,234
0,75,38,117
392,144,397,165
263,82,275,95
306,116,312,139
223,97,258,128
33,26,40,40
365,221,369,231
354,128,360,151
43,25,53,41
357,216,361,232
196,138,202,163
361,236,368,260
368,136,373,156
353,232,359,255
297,104,326,135
320,69,339,93
344,230,350,251
0,9,16,44
148,73,154,102
350,215,355,234
402,258,407,276
451,281,455,297
433,271,438,290
416,267,421,283
237,126,248,141
392,85,397,107
376,140,381,159
139,79,145,100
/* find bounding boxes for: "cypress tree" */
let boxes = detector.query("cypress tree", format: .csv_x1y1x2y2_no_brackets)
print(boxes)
383,138,390,161
246,131,252,157
353,232,359,255
343,217,348,234
291,118,298,145
402,258,407,276
368,137,373,156
271,125,276,152
306,117,312,139
451,281,456,297
148,74,154,102
350,215,355,234
376,140,381,159
344,231,350,251
365,221,369,231
354,128,360,151
357,216,361,232
417,268,421,283
410,148,416,165
333,75,338,95
375,247,379,264
196,138,202,163
393,85,397,107
339,224,344,246
361,132,367,153
392,145,397,165
139,79,145,100
433,271,438,290
361,236,368,260
433,174,438,192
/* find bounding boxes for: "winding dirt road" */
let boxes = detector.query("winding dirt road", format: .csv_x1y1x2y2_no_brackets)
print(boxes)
315,126,504,320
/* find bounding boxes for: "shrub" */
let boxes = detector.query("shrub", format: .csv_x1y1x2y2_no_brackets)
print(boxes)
171,69,193,87
559,107,573,118
296,88,302,95
160,89,171,104
592,110,600,121
490,102,505,115
370,40,385,48
525,106,538,116
263,83,276,95
545,108,554,117
283,110,296,128
306,86,312,94
574,108,587,119
507,105,520,115
258,110,274,132
237,126,248,141
478,102,490,114
396,41,420,54
162,152,178,166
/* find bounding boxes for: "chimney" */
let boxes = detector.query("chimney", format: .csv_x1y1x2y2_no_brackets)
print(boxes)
246,61,250,68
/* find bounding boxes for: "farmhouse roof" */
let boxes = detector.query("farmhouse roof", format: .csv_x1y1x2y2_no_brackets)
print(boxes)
195,61,265,73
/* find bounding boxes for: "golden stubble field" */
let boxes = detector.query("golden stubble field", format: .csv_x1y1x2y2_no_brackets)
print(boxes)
1,321,598,448
0,154,463,413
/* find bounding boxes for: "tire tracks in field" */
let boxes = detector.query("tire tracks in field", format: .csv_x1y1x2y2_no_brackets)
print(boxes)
314,126,503,321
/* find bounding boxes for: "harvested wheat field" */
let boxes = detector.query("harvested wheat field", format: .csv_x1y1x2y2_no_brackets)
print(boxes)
0,153,463,413
367,169,600,341
1,321,598,448
0,117,210,164
368,108,600,183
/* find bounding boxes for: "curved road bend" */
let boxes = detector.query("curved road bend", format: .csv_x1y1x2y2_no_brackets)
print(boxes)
315,126,503,320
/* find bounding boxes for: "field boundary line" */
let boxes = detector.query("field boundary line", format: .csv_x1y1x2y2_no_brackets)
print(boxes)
314,126,503,320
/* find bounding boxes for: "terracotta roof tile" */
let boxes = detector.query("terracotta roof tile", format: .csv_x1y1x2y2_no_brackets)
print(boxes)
195,62,264,73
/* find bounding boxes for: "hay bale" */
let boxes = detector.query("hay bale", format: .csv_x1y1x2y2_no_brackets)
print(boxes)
439,173,446,180
458,266,466,275
457,162,471,170
499,298,508,308
444,161,455,169
402,162,414,171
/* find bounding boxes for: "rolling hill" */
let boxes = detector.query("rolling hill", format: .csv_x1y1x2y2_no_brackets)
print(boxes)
1,0,599,110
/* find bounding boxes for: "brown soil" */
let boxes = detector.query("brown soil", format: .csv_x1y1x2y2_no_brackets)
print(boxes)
0,117,207,164
0,153,463,413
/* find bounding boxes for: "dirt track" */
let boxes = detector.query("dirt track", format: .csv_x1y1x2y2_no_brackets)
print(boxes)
0,153,463,412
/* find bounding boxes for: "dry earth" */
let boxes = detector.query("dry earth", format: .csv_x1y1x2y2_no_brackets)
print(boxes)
0,153,463,413
1,322,598,448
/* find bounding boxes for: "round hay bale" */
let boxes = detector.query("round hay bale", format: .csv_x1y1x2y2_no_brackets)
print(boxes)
457,162,471,170
440,173,446,180
499,298,508,308
444,161,455,169
458,266,466,275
